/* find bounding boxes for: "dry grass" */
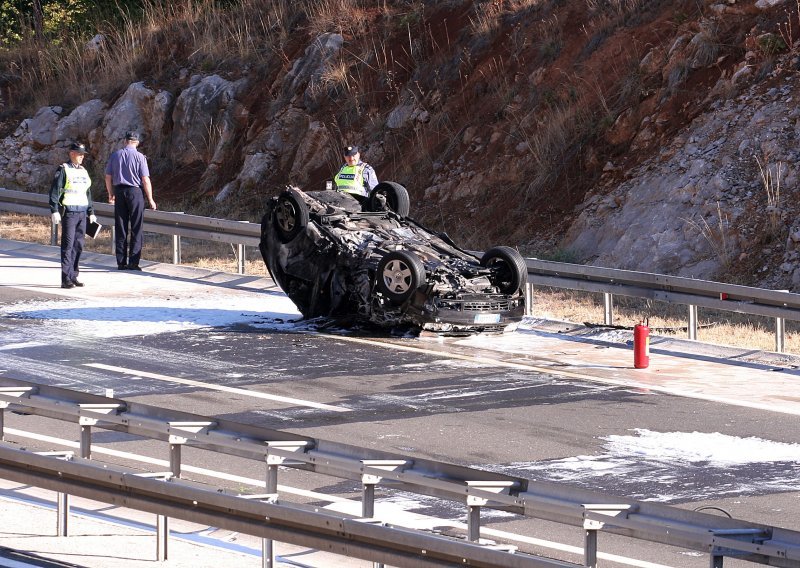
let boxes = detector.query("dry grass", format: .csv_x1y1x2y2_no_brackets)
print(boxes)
0,0,304,113
681,202,731,269
0,212,265,275
756,155,784,239
3,211,798,354
534,288,800,354
469,1,504,37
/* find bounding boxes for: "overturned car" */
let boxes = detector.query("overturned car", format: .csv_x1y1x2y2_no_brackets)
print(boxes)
258,182,526,333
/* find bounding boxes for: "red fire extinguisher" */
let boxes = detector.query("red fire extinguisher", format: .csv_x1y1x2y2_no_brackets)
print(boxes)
634,319,650,369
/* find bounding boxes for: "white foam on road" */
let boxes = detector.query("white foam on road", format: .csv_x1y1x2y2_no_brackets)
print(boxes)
3,294,302,338
605,429,800,465
496,429,800,502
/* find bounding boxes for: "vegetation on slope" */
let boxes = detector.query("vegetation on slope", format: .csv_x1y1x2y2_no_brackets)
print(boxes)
1,1,798,257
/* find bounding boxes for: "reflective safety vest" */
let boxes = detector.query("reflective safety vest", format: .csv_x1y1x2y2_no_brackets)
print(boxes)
61,164,91,207
334,164,368,197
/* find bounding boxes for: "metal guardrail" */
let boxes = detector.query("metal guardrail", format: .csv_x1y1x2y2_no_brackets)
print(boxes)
2,186,799,351
1,377,800,567
0,187,260,274
524,259,800,352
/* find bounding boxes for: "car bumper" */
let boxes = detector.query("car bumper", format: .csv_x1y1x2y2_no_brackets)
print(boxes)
405,294,525,332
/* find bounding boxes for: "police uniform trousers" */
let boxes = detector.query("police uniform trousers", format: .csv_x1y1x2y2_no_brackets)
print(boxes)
114,184,144,267
61,209,86,284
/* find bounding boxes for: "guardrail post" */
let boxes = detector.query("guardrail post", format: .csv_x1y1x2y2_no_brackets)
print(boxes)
110,226,115,256
78,404,123,460
157,513,168,561
169,443,182,478
134,472,174,561
362,480,376,519
464,480,516,543
361,475,386,568
584,525,598,568
603,293,613,326
172,235,181,265
262,537,274,568
581,504,633,567
710,555,724,567
688,305,698,340
525,281,533,317
37,451,75,537
261,441,311,568
166,421,216,479
237,243,245,274
57,491,70,537
360,460,407,568
0,404,5,441
263,461,279,568
776,317,786,353
467,505,481,541
80,425,92,459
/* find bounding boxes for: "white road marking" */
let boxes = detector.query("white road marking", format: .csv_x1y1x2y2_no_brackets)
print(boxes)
0,342,46,351
84,362,351,413
5,427,671,568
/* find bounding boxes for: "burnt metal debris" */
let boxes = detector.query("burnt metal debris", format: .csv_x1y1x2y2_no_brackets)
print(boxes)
259,182,525,333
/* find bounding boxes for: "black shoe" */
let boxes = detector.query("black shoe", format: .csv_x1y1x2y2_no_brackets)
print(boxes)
127,264,142,271
61,281,75,289
118,264,128,270
71,279,85,287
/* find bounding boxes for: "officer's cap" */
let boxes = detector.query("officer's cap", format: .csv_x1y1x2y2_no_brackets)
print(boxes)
125,130,140,141
343,145,359,157
69,142,87,154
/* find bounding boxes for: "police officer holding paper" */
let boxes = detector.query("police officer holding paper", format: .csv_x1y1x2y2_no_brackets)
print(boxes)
49,142,96,289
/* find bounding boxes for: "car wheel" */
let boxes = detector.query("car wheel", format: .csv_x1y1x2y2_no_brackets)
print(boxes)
368,181,410,217
481,246,527,294
274,189,309,243
377,250,426,304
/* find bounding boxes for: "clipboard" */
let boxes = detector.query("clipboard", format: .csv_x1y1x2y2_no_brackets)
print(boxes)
86,220,102,239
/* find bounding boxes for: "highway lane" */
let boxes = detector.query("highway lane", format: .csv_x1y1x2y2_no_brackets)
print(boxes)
3,268,800,566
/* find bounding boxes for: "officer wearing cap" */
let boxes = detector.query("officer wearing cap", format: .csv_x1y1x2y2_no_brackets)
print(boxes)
104,130,156,270
333,145,378,198
49,142,97,289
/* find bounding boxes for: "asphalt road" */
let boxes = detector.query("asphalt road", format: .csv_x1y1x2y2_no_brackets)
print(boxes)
2,247,800,567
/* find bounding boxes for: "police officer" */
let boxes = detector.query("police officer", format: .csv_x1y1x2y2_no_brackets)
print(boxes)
49,142,96,289
333,145,378,199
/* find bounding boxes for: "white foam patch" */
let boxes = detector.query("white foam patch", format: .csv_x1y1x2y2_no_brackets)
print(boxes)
604,429,800,466
512,430,800,473
496,429,800,502
3,294,302,338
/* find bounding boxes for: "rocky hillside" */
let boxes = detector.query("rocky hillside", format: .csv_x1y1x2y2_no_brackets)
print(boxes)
1,0,799,289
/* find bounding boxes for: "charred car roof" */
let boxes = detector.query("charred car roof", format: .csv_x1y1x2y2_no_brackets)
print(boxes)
259,182,526,333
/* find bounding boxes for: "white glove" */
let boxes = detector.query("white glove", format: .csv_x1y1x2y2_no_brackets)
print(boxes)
89,214,97,224
51,212,61,225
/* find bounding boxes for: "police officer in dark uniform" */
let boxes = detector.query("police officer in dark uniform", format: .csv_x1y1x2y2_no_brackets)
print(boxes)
49,142,96,289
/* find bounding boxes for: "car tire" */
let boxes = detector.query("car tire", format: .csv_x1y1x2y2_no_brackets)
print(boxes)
274,189,309,243
368,181,410,217
481,246,527,294
376,250,426,304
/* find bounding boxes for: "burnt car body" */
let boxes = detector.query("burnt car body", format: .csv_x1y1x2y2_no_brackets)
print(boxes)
258,182,526,332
